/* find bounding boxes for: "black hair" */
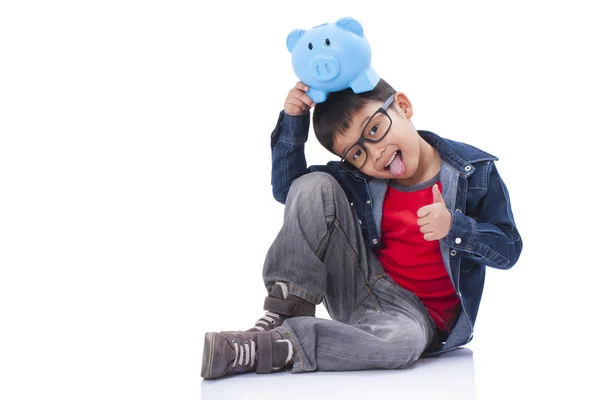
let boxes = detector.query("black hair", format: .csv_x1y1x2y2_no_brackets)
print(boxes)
313,78,396,155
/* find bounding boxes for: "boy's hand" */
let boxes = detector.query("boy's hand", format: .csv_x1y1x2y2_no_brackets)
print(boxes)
284,82,316,116
417,184,452,241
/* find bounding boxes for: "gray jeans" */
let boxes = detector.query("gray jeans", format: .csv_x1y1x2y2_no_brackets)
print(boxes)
265,172,440,373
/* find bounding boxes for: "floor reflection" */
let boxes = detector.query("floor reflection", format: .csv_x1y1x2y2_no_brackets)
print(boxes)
201,347,474,400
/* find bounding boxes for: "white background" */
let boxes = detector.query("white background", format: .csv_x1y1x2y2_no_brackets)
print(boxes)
1,1,599,399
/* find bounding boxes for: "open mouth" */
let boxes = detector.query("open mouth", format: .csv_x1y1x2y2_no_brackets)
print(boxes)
384,151,402,169
384,150,406,177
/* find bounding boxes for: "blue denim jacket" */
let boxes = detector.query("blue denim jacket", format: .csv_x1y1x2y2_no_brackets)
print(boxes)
270,110,523,354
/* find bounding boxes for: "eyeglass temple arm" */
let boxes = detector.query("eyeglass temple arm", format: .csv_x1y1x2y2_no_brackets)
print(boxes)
382,94,395,109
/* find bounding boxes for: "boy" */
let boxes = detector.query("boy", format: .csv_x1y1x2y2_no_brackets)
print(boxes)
201,78,522,379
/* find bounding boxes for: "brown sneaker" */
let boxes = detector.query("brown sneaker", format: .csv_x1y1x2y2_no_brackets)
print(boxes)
201,330,293,379
247,282,316,332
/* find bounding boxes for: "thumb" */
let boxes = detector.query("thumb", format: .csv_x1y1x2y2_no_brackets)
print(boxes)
432,184,445,204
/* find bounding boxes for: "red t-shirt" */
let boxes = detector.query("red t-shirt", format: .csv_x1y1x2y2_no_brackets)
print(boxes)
377,178,461,332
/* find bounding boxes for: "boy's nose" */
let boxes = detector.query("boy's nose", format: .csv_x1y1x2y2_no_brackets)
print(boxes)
364,142,386,166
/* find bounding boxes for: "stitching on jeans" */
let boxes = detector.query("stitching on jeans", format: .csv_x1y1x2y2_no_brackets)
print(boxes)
365,281,381,312
369,272,389,311
315,219,335,258
350,291,370,316
331,220,360,265
374,276,432,327
333,219,372,299
280,326,304,370
287,282,320,303
331,219,381,313
365,272,386,312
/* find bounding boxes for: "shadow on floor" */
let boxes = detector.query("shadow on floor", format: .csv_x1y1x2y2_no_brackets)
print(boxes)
201,347,475,400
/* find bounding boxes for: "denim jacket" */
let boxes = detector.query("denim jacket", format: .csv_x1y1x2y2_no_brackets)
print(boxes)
270,110,523,355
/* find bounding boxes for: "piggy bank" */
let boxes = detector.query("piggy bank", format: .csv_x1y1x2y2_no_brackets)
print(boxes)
286,17,380,103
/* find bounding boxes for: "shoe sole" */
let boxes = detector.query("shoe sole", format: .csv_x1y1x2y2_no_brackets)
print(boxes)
201,332,216,379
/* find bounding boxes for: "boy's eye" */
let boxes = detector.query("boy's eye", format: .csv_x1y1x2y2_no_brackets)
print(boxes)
352,149,363,160
369,125,379,136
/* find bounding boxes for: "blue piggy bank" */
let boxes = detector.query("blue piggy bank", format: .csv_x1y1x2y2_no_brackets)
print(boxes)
287,17,380,103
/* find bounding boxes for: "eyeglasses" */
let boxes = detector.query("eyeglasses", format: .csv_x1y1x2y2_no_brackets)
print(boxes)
340,94,395,172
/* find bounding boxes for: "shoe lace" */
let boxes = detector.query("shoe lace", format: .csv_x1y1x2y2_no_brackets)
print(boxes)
232,339,256,367
253,311,282,331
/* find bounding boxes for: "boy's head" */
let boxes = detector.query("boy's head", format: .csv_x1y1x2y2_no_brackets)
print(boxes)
313,78,423,180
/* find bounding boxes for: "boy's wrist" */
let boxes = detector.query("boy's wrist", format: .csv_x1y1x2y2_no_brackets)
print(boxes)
443,210,477,252
283,110,310,117
275,110,310,144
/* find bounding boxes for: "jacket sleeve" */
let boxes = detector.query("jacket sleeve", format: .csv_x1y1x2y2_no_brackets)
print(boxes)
270,110,311,204
442,161,523,270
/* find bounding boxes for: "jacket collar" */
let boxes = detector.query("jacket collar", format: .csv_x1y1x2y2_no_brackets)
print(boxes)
418,130,498,178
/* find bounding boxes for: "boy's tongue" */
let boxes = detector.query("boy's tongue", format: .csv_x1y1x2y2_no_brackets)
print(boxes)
389,153,405,177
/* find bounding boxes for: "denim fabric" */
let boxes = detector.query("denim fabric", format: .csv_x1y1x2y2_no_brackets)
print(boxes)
266,173,438,373
270,110,523,354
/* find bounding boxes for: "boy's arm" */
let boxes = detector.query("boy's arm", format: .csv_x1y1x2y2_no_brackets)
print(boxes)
270,110,311,204
443,162,523,270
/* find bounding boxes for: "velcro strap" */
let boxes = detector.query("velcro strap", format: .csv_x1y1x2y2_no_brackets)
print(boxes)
263,296,315,317
256,332,272,374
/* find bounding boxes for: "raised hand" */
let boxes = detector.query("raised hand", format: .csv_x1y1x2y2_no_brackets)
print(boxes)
284,81,316,116
416,184,452,241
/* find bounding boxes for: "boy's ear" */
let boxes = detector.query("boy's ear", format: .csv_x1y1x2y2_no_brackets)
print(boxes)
394,92,414,119
335,17,364,37
286,29,306,53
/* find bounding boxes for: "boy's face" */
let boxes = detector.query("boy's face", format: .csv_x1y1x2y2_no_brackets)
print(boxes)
332,92,422,181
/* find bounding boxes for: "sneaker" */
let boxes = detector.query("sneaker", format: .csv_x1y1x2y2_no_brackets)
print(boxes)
201,330,293,379
247,282,316,332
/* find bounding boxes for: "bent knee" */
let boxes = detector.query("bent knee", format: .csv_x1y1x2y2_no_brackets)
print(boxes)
367,319,431,365
391,322,432,363
289,172,344,199
292,172,339,189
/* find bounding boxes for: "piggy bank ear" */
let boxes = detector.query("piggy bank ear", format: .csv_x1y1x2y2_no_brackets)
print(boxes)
335,17,364,37
286,29,306,53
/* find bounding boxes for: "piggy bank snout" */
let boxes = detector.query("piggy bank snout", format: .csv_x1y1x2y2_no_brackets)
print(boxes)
308,55,340,82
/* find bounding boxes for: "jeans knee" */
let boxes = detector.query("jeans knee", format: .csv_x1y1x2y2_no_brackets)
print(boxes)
291,172,340,191
288,172,344,202
386,321,431,364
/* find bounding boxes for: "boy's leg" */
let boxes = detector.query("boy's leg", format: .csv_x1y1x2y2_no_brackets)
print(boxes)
260,172,438,372
274,275,439,373
256,171,378,329
201,172,437,379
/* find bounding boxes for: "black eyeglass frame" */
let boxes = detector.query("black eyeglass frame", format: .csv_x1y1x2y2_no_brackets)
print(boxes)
340,94,396,172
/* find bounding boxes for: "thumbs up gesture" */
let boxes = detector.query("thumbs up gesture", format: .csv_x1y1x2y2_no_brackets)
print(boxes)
416,184,452,241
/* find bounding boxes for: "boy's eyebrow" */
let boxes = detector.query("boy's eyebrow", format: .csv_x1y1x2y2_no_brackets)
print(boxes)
341,115,370,156
358,115,370,134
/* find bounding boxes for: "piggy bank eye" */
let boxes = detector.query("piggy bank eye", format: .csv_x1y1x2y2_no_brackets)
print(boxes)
308,43,313,50
325,38,331,46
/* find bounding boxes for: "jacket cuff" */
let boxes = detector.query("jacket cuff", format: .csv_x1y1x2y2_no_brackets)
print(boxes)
271,110,310,144
443,210,477,253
